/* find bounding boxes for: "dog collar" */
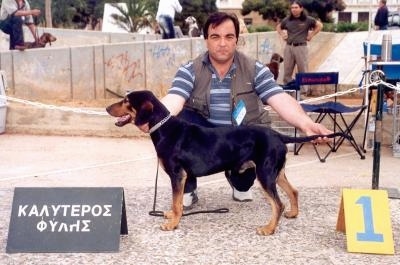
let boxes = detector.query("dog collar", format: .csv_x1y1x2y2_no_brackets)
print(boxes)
149,114,172,134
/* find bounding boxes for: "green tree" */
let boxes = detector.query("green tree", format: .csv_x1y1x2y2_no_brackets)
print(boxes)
30,0,90,28
110,0,158,33
242,0,288,22
176,0,218,34
302,0,346,22
242,0,346,23
26,0,218,32
110,0,217,34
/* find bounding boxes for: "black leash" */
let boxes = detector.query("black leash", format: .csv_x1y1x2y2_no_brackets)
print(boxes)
148,159,229,217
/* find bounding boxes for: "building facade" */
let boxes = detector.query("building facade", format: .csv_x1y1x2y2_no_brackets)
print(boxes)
216,0,400,26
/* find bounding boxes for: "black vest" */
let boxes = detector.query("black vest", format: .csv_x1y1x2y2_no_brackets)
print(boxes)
184,51,270,126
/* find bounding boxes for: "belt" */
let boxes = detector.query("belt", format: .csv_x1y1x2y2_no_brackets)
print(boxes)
287,42,307,46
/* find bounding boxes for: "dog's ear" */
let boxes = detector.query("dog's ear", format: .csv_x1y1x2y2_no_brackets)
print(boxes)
135,100,154,126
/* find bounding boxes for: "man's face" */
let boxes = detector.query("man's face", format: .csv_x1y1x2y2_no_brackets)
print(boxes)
290,3,303,18
205,19,237,65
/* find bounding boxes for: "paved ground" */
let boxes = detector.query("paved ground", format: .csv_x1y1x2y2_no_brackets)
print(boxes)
0,134,399,264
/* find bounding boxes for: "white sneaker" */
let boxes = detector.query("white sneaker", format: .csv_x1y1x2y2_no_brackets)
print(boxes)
183,190,198,210
232,187,253,202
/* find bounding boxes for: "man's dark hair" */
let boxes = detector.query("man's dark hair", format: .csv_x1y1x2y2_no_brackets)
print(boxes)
289,0,307,21
203,12,240,40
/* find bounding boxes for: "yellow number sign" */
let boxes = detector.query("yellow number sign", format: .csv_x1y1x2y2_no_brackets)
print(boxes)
336,188,395,255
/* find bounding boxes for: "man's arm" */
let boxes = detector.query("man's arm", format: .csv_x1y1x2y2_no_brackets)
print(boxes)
137,93,185,133
266,92,332,140
160,93,186,116
276,22,288,40
307,20,323,41
174,0,183,13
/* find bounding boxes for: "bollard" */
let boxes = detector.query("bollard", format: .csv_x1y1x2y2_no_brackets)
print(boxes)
381,33,392,61
0,71,7,134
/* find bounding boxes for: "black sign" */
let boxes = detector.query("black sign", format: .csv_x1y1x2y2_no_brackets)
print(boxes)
6,187,128,253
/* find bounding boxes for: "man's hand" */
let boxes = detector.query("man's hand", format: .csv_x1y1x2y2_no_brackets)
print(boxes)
31,9,41,17
304,123,333,144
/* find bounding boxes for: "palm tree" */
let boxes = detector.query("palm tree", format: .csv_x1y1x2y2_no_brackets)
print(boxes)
110,0,158,33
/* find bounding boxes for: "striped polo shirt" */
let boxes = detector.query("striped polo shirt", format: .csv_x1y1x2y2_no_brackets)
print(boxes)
169,53,283,126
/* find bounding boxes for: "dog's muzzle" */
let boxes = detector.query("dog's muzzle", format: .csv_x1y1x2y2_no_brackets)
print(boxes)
115,114,132,127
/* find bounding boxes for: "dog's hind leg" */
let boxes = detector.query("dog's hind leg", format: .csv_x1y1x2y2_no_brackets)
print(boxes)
161,169,187,231
256,169,283,235
276,169,299,218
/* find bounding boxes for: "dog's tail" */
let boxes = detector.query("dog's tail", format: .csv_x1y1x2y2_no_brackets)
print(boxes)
278,132,348,144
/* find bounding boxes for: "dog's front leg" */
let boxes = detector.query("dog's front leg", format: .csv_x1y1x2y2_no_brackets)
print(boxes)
161,170,187,231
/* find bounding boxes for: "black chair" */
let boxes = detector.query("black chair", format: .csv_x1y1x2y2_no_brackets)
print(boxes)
293,72,367,162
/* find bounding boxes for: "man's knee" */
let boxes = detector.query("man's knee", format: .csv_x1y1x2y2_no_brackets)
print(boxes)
228,167,256,192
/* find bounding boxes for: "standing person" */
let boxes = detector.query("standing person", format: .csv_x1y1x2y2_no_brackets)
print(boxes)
276,0,323,85
0,0,41,50
139,12,332,209
156,0,182,39
374,0,389,30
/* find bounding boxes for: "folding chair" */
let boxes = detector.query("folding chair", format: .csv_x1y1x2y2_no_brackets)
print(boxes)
293,72,367,162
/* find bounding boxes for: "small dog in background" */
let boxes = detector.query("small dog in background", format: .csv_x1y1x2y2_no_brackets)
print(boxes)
266,53,284,81
185,16,201,37
25,32,57,49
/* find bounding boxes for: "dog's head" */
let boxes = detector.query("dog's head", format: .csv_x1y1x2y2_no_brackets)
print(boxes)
106,90,168,128
270,53,283,63
40,33,57,45
185,16,197,25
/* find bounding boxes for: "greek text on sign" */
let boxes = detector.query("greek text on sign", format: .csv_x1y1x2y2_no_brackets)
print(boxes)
7,187,127,253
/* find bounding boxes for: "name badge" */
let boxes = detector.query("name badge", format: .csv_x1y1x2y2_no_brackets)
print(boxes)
232,100,246,125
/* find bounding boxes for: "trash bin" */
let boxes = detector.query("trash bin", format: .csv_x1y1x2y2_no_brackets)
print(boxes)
0,70,7,134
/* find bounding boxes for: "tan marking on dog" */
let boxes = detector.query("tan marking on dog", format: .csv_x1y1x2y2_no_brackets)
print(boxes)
276,169,299,218
161,169,187,231
238,161,256,174
257,188,282,235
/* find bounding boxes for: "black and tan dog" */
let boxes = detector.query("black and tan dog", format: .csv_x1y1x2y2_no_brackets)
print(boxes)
106,90,341,235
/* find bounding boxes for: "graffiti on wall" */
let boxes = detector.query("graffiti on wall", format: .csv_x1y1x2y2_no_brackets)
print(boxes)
151,44,177,68
105,51,143,83
259,38,274,55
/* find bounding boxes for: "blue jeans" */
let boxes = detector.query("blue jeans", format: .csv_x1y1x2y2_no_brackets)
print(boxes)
157,15,175,39
178,108,256,194
0,15,24,49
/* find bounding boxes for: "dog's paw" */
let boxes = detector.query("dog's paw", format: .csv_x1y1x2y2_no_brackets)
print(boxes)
284,209,298,218
256,225,276,236
160,221,179,231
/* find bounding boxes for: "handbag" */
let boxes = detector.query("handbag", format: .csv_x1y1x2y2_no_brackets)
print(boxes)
0,15,13,35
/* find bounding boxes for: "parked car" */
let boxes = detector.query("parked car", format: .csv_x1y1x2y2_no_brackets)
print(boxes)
388,12,400,27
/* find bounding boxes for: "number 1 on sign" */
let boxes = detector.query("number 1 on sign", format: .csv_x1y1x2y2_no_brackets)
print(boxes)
356,196,383,242
337,188,394,254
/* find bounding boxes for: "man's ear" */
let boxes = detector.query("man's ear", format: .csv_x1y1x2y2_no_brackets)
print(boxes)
135,101,153,126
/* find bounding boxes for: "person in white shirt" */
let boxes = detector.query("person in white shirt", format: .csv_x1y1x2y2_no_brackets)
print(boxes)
0,0,40,50
156,0,182,39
